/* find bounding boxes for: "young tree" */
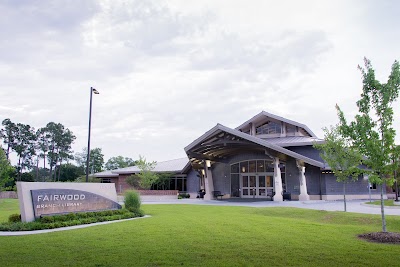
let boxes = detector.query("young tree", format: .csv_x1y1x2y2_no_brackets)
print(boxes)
105,156,136,170
0,148,15,191
136,155,158,189
314,125,362,211
336,58,400,232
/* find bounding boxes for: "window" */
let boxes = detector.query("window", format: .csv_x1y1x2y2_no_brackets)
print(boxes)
151,176,187,191
232,160,278,174
101,178,111,183
240,161,248,173
231,163,239,173
256,121,282,135
249,160,256,172
286,125,296,136
370,183,377,190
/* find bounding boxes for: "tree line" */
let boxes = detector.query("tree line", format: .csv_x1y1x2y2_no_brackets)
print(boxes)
0,119,137,190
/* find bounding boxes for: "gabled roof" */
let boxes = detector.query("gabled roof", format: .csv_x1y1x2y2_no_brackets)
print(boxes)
185,124,325,168
235,111,317,137
266,136,324,147
96,158,189,176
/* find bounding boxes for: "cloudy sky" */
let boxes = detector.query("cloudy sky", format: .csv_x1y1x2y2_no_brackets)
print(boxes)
1,0,400,165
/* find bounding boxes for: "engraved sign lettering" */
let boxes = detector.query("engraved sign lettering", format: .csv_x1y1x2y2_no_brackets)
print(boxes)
31,189,122,218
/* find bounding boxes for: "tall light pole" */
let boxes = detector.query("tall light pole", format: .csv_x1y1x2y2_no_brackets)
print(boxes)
86,87,99,182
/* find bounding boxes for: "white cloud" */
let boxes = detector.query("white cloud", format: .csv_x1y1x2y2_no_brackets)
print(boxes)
1,0,400,165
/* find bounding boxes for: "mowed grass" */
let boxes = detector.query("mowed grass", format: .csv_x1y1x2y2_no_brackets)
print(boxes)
1,199,400,267
0,198,19,221
365,199,399,206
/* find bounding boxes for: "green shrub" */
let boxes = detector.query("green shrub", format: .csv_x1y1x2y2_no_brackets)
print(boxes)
8,214,21,223
124,190,141,212
178,193,190,199
65,213,77,221
133,209,144,217
0,207,143,231
40,216,55,224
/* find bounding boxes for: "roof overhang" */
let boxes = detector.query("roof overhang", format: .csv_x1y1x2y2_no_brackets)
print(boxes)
185,124,324,169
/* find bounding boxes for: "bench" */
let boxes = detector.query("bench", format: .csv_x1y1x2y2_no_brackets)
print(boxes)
212,191,224,200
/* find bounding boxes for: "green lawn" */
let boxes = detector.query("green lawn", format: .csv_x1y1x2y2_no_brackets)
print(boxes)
0,198,19,222
365,199,400,207
1,199,400,267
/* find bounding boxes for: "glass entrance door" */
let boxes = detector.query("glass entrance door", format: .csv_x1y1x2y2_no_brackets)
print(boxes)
241,174,273,198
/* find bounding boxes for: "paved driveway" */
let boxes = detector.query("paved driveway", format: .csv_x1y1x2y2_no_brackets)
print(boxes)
142,199,400,216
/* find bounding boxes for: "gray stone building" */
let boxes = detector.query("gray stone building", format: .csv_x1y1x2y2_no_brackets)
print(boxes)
96,111,384,201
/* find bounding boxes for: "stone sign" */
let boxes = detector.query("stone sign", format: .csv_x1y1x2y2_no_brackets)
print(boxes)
31,189,121,218
17,182,121,222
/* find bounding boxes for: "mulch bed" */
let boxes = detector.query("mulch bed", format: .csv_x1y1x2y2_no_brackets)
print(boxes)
358,232,400,244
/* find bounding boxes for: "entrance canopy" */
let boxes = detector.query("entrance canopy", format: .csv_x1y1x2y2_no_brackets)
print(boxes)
184,124,324,169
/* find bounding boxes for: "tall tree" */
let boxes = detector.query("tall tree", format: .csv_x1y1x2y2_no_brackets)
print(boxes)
13,123,36,179
0,148,15,191
75,147,104,175
105,156,136,170
46,122,64,181
54,163,85,182
0,119,18,160
44,122,75,181
314,125,362,211
336,58,400,232
36,127,50,180
56,128,76,181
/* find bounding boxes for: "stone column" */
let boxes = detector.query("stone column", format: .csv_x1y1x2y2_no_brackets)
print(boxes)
204,163,214,200
297,161,310,201
273,157,283,201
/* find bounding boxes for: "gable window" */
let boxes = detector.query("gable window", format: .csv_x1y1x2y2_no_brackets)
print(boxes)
256,121,282,135
286,125,296,136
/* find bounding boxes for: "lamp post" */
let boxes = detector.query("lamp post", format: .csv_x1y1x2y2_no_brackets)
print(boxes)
86,87,99,182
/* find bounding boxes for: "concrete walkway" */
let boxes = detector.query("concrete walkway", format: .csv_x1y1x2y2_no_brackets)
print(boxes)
142,199,400,216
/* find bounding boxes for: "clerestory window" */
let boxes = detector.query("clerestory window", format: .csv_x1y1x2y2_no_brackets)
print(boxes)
256,121,282,135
